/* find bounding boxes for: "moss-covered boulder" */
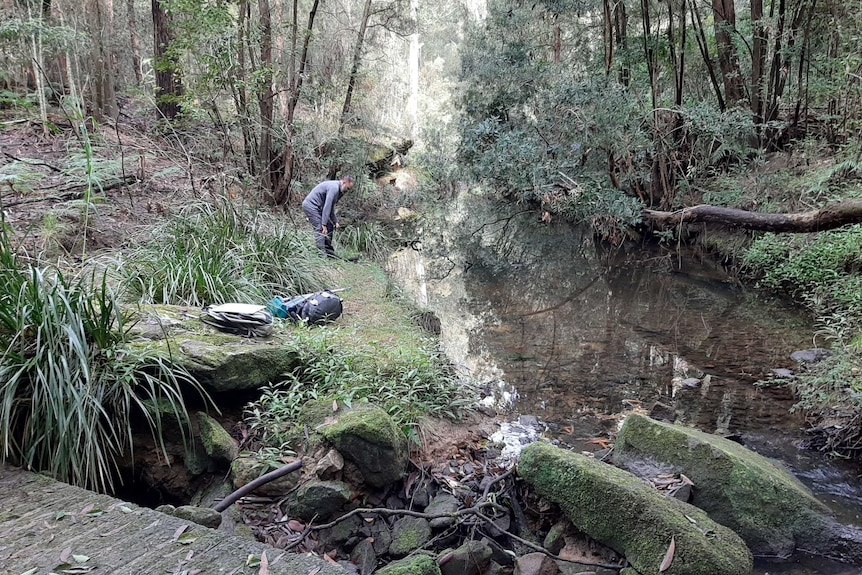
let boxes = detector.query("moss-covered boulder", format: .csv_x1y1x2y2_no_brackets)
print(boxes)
376,554,441,575
518,441,752,575
126,304,302,392
197,411,239,464
613,413,862,562
316,404,408,488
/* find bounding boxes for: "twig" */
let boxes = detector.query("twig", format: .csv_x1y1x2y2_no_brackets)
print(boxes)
472,511,624,571
2,150,63,172
309,502,508,531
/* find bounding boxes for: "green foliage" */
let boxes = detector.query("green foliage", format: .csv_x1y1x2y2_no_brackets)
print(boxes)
0,224,211,492
121,200,330,307
336,221,392,262
0,89,35,110
243,325,477,447
742,226,862,316
790,346,862,456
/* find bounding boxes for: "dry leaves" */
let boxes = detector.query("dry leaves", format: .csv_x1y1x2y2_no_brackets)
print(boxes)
659,535,675,572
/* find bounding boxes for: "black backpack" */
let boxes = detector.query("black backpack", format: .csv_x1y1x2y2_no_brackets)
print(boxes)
200,303,274,338
295,290,343,325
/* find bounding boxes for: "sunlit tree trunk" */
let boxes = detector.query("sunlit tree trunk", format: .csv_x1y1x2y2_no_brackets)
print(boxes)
338,0,372,136
407,0,419,140
152,0,182,119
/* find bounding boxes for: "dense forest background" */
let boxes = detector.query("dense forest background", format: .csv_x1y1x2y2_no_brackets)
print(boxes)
2,0,862,463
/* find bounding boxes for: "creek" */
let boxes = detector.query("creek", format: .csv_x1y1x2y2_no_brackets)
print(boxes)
386,190,862,575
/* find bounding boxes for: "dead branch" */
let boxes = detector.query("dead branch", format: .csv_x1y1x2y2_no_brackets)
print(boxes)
642,200,862,232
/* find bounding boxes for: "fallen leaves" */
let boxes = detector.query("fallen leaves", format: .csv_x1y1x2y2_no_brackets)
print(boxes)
659,535,675,572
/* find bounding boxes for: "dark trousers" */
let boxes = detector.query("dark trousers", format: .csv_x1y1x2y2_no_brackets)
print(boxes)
302,203,336,257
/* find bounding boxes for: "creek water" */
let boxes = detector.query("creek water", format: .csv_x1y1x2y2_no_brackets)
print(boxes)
385,190,862,575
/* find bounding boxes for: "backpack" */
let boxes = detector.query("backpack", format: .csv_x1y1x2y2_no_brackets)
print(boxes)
200,303,274,338
268,290,343,325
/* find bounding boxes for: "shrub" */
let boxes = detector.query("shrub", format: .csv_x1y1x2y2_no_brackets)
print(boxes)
0,224,211,492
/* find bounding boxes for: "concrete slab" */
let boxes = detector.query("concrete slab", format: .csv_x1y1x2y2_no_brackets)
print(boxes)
0,464,348,575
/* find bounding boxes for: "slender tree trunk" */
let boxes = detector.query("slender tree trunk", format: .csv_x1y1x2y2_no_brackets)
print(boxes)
234,0,256,174
644,200,862,233
603,0,614,76
259,0,275,193
338,0,373,136
152,0,183,119
126,0,142,84
272,0,321,205
407,0,420,140
614,1,629,86
26,1,49,134
88,0,118,119
667,0,687,106
750,0,766,124
640,0,657,113
712,0,743,105
690,2,725,110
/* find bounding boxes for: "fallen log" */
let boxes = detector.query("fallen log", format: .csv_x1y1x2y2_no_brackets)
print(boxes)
642,200,862,233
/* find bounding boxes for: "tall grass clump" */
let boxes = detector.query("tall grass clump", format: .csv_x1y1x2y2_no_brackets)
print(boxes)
0,223,211,492
121,200,332,306
336,221,392,262
244,326,477,447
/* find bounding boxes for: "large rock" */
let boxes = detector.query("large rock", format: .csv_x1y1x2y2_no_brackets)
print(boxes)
316,404,409,488
517,441,752,575
127,305,302,392
613,413,862,563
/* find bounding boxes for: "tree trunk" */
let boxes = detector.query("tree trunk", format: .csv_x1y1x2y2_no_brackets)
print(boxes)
690,1,725,110
406,0,419,140
259,0,275,193
152,0,182,119
712,0,743,105
88,0,118,120
750,0,766,123
643,201,862,232
126,0,142,84
272,0,321,205
338,0,373,136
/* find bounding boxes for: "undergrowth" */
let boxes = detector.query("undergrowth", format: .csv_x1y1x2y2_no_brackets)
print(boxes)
0,220,212,492
120,199,333,306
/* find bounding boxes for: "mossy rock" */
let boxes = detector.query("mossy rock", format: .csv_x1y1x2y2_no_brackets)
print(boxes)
375,554,441,575
612,413,833,557
314,403,408,488
518,441,752,575
197,411,239,464
125,304,303,392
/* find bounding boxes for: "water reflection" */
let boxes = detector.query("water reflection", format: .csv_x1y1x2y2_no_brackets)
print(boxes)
386,191,862,573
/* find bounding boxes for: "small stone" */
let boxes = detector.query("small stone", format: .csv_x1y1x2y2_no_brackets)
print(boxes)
514,552,560,575
349,537,377,575
424,492,459,529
